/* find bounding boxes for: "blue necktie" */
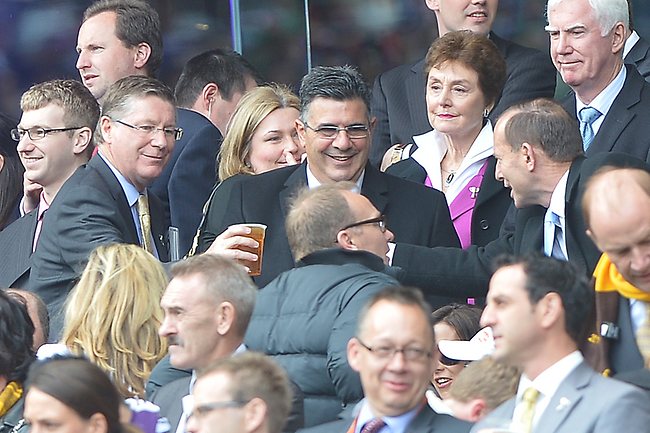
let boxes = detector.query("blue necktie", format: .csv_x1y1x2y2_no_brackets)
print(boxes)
544,210,566,260
578,106,601,151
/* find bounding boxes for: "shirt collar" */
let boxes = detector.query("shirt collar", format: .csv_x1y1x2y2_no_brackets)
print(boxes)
624,30,641,59
98,152,142,207
517,351,583,400
355,399,421,433
547,169,570,220
575,65,626,116
305,163,364,193
37,192,51,220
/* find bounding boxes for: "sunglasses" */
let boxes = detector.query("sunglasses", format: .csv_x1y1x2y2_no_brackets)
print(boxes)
438,352,467,367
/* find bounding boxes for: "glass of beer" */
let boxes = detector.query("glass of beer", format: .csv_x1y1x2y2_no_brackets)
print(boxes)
238,224,267,276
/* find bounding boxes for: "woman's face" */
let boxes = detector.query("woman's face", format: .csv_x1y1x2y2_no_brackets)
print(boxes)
425,60,488,141
432,322,466,400
247,107,303,174
24,388,105,433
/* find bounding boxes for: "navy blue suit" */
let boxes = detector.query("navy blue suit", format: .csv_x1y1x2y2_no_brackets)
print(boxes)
149,108,222,256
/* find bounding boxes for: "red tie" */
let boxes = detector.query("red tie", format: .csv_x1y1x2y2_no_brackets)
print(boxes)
360,418,385,433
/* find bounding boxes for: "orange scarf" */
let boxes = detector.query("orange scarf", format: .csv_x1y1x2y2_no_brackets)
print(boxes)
593,253,650,301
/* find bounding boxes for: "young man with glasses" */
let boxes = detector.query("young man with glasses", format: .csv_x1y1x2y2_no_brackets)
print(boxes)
0,79,99,290
28,75,180,340
197,65,459,296
306,286,471,433
245,182,399,427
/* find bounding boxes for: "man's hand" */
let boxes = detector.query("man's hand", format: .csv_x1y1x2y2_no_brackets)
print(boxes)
22,175,43,214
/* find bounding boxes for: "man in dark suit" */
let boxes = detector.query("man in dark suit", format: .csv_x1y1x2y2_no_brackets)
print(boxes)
300,286,471,433
28,76,178,339
624,0,650,80
0,79,99,289
548,0,650,162
581,167,650,376
474,254,650,433
149,49,261,256
369,0,556,166
393,99,647,299
197,65,459,289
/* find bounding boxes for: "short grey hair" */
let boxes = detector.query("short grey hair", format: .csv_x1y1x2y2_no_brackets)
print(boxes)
546,0,628,36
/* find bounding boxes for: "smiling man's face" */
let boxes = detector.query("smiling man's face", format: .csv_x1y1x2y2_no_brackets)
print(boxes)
296,97,372,184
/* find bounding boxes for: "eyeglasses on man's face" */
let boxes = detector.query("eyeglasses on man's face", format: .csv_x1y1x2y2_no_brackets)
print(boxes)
112,118,184,141
341,215,387,233
11,126,84,141
304,123,369,140
356,337,433,362
188,400,249,420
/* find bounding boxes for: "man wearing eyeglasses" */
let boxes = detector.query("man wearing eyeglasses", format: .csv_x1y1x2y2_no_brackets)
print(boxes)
0,79,99,290
28,75,180,340
304,286,471,433
197,65,459,298
245,183,399,427
186,352,293,433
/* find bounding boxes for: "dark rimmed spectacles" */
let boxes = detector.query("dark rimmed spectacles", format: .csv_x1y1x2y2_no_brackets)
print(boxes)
189,400,249,419
304,123,369,140
113,118,184,141
11,127,84,141
341,215,387,233
356,338,432,362
438,353,467,367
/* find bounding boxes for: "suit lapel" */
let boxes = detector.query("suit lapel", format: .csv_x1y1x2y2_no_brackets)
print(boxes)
535,362,590,433
360,164,389,214
279,163,308,221
519,208,545,253
587,66,641,155
563,158,588,272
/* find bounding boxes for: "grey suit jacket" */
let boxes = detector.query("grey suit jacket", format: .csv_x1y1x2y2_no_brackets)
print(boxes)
474,361,650,433
29,155,169,340
0,208,37,288
150,376,189,433
298,401,471,433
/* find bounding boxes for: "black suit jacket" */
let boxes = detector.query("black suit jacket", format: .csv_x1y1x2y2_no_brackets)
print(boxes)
370,32,556,166
562,65,650,162
197,162,459,287
298,401,471,433
29,155,169,339
0,208,37,288
393,153,648,299
149,108,223,256
626,35,650,80
387,157,511,247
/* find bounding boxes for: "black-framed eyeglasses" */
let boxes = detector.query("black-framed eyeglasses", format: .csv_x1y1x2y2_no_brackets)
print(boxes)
341,215,387,233
356,337,432,362
11,126,84,141
304,122,369,140
112,118,183,141
189,400,249,419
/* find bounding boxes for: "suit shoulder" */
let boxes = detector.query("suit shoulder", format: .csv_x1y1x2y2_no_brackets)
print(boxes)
296,418,349,433
376,58,424,83
381,170,446,200
151,376,191,403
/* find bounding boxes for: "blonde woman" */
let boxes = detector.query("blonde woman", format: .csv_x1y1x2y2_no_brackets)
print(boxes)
218,84,303,181
61,243,168,398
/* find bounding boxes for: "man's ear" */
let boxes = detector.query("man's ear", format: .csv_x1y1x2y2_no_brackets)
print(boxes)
87,413,108,433
216,301,236,335
200,83,220,110
0,154,5,172
336,229,359,251
538,292,563,330
520,142,536,171
347,338,363,373
425,0,440,12
133,42,152,70
610,22,626,55
99,116,113,144
242,398,267,433
469,399,488,422
295,119,307,147
73,127,93,156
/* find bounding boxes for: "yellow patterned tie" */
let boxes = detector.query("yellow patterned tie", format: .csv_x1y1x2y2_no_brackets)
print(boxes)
519,387,540,433
137,194,154,254
635,306,650,367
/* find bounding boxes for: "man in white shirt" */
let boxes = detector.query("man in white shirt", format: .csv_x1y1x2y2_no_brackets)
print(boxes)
474,254,650,433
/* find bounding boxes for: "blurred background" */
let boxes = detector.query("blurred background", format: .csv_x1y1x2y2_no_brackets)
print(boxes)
2,0,648,118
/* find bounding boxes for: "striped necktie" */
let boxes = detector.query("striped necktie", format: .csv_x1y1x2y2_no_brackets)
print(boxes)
137,194,154,254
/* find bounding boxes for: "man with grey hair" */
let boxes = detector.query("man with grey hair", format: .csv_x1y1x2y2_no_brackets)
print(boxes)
0,79,98,290
76,0,162,103
546,0,650,161
196,65,458,296
245,183,398,426
152,254,258,433
29,75,180,339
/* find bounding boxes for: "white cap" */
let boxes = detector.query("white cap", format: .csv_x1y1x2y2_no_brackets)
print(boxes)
437,326,495,361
